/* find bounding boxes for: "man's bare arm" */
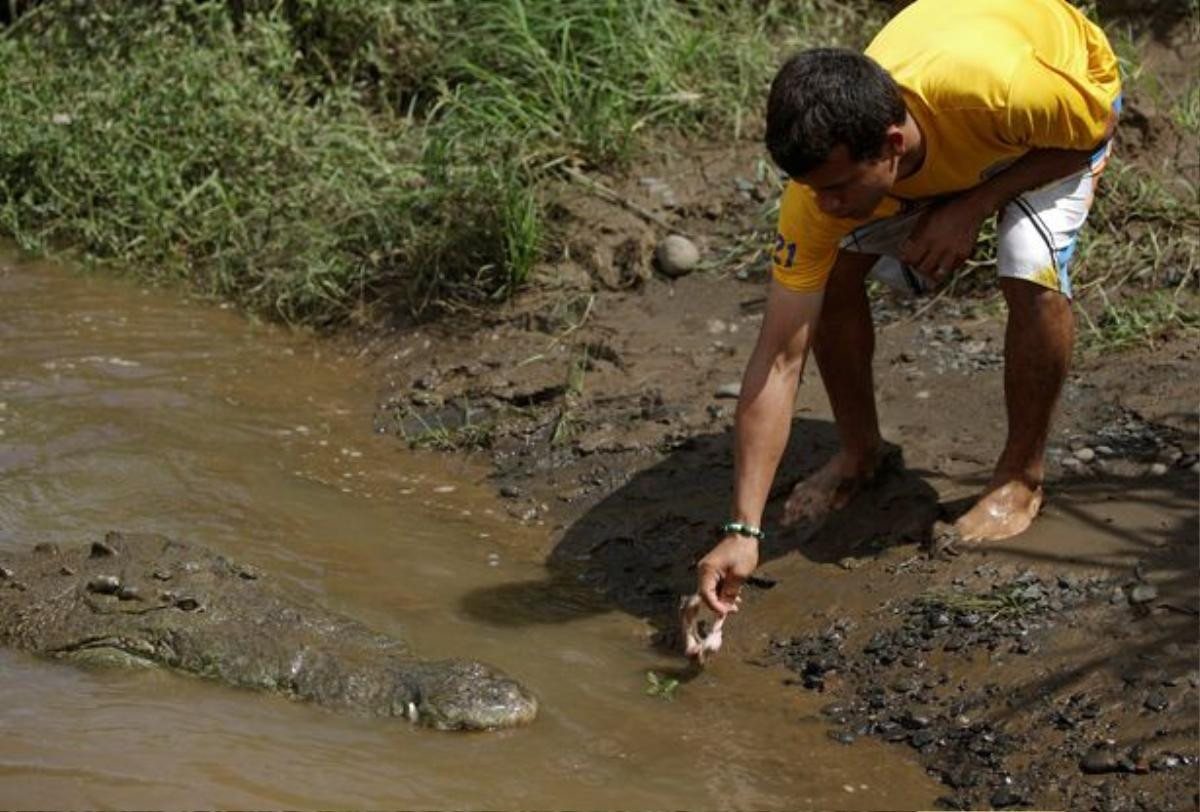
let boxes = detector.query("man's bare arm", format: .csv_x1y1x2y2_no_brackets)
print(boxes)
696,279,823,614
731,280,824,526
903,142,1108,280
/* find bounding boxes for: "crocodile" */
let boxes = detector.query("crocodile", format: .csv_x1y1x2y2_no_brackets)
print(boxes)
0,532,537,731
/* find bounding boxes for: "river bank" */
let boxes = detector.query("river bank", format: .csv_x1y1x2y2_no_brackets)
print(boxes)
363,71,1200,812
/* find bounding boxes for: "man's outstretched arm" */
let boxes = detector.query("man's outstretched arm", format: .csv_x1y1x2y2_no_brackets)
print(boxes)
697,279,824,614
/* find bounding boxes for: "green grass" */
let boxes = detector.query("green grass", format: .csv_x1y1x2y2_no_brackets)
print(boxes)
1077,288,1200,353
0,0,882,327
0,0,1192,342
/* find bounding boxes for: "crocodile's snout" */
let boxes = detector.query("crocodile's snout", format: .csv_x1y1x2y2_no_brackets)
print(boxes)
410,660,538,731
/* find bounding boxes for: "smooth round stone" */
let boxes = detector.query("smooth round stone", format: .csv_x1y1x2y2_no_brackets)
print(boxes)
1149,462,1169,476
655,235,700,277
87,574,121,595
1129,584,1158,604
714,382,741,399
1073,447,1096,462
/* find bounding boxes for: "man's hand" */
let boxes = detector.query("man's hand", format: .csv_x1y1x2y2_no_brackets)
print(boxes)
696,534,759,615
900,194,991,284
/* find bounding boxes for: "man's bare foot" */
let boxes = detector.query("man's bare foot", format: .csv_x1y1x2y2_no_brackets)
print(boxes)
782,447,895,526
933,479,1043,555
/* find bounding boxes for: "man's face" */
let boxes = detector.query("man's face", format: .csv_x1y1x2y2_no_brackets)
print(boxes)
796,143,899,220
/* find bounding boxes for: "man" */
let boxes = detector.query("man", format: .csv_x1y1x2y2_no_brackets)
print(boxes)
697,0,1121,616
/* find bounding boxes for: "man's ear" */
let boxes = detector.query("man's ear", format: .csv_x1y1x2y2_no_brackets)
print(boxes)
883,124,906,158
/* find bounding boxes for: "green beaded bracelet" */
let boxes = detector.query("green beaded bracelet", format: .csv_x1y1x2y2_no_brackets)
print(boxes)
720,521,765,541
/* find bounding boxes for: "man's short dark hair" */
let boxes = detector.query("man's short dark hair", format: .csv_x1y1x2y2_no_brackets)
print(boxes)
765,48,906,178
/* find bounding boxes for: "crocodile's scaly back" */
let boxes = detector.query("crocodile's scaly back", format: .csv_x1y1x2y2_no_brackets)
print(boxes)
0,533,537,731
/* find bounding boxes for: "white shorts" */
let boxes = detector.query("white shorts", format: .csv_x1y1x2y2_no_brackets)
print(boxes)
840,139,1114,301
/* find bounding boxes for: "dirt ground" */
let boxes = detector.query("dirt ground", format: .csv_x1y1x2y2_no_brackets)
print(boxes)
361,32,1199,812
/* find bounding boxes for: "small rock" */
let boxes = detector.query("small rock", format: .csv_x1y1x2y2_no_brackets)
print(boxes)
116,584,142,601
32,543,59,556
828,729,857,745
237,566,261,581
1073,447,1096,462
1149,462,1169,476
87,575,121,595
1129,584,1158,604
705,319,727,335
909,729,937,748
655,235,700,277
1143,691,1168,712
0,566,12,580
90,540,118,558
989,786,1025,808
174,597,202,611
714,383,741,399
1150,753,1181,771
151,569,172,581
499,484,522,499
1081,746,1122,774
1096,445,1115,456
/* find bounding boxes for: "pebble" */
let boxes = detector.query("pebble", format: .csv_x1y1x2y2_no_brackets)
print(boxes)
90,540,118,558
990,787,1025,808
1151,753,1181,771
1073,447,1096,462
910,729,937,748
1143,691,1169,712
655,235,700,277
705,319,727,335
499,484,522,499
116,584,142,601
1129,584,1158,604
1081,746,1123,774
714,383,741,399
0,566,12,580
1149,462,1168,476
1096,445,1115,456
87,574,121,595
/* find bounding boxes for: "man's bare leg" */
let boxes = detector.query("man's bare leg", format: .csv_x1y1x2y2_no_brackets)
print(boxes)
954,278,1074,542
783,251,887,525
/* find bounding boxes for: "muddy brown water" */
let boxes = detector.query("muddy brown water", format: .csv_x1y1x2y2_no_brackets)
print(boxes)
0,250,945,809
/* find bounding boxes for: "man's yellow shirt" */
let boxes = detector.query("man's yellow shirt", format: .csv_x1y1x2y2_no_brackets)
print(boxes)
772,0,1121,293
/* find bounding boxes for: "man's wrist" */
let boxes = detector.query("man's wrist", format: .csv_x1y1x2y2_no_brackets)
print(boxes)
720,521,765,541
965,183,1004,219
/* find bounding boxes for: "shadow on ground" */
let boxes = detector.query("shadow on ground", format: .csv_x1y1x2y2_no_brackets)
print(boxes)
460,417,941,648
462,413,1198,666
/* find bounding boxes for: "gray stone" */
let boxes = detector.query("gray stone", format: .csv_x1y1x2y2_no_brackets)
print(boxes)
1081,746,1122,774
655,235,700,277
1073,447,1096,462
714,383,741,399
1129,584,1158,604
